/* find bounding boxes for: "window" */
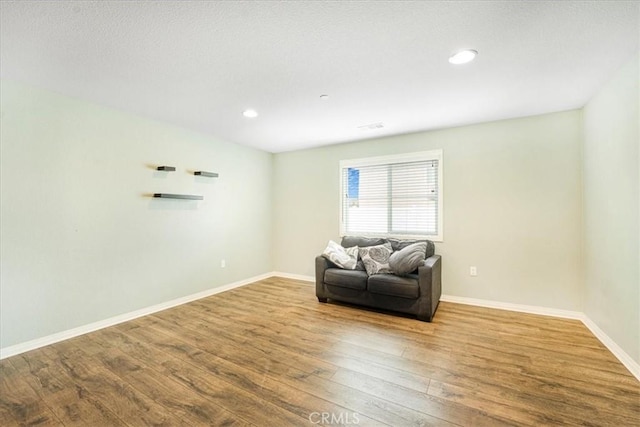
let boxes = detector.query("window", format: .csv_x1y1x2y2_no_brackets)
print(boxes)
340,150,442,241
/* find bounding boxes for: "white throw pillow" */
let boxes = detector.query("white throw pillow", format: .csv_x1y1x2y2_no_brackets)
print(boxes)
322,240,359,269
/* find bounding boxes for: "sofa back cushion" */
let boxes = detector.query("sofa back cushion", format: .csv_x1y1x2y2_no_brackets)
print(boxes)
341,236,386,248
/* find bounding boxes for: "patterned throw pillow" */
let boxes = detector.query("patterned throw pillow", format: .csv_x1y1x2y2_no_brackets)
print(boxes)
358,243,393,276
322,240,359,269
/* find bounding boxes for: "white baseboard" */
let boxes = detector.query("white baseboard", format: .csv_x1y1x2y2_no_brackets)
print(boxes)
0,272,272,360
4,274,638,382
271,271,314,283
441,294,640,381
580,316,640,381
440,294,583,320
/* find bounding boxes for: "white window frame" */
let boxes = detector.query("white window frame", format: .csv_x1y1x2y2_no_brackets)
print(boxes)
339,150,443,241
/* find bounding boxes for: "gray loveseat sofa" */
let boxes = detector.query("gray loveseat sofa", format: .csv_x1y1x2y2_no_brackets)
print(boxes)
315,236,442,321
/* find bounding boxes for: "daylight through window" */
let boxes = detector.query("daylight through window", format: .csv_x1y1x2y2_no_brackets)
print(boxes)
340,150,442,241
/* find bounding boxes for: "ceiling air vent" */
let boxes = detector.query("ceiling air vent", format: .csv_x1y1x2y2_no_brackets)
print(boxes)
358,122,384,131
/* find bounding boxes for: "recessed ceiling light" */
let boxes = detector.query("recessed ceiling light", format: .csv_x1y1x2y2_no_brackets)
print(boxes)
320,94,329,100
449,49,478,65
242,109,258,118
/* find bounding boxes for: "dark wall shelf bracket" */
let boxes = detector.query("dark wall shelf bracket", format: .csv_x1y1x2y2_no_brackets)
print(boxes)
153,193,203,200
157,166,176,171
195,171,219,178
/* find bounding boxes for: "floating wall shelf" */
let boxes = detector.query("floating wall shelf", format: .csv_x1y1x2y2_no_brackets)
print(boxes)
157,166,176,171
153,193,203,200
194,171,219,178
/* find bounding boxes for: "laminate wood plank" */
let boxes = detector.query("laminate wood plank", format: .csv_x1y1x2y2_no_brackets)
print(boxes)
406,305,638,378
149,314,336,377
416,316,640,389
116,323,387,427
153,354,312,426
35,387,125,427
427,379,639,426
141,310,339,380
273,364,455,427
191,295,412,357
437,302,593,337
153,297,434,393
90,346,250,426
231,314,433,392
1,278,637,426
156,287,640,416
405,313,640,415
147,317,336,380
0,409,20,427
0,359,62,426
525,358,640,395
330,367,518,427
143,307,449,426
435,355,639,424
39,343,188,426
247,279,428,325
273,304,430,350
428,379,557,426
430,313,595,353
402,334,531,375
139,300,446,425
98,322,316,425
433,321,627,372
10,350,126,426
240,284,431,332
10,350,69,396
170,307,431,393
237,281,443,344
0,360,21,427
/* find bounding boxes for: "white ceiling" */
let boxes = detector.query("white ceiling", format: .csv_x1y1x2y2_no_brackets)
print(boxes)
1,1,638,153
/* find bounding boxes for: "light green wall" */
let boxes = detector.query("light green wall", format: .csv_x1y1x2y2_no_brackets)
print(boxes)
273,111,584,310
583,54,639,363
0,80,273,348
3,55,637,365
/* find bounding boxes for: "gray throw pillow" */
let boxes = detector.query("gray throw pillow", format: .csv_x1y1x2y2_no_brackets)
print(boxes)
387,238,435,258
389,242,427,276
358,243,393,276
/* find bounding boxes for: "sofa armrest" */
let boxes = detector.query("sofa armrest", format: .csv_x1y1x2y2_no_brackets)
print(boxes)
416,255,442,321
315,255,330,301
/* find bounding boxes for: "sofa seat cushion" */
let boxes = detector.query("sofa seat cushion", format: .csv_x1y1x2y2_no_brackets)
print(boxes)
324,268,368,290
368,274,419,299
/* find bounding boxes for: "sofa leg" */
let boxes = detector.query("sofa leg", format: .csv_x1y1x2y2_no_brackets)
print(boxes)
417,313,432,322
317,297,328,303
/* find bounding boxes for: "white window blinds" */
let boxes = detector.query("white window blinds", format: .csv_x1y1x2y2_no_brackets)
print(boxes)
340,150,442,240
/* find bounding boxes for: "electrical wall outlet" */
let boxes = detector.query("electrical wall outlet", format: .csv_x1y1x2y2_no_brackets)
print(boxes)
470,266,477,276
221,259,226,268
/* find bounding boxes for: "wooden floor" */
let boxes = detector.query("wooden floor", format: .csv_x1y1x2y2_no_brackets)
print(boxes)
1,278,638,426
